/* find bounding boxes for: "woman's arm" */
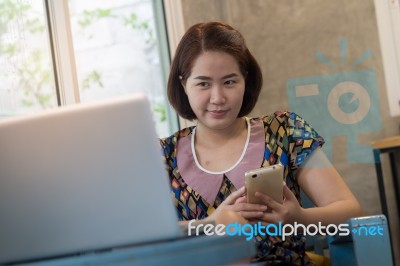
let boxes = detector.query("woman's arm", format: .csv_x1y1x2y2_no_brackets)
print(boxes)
252,148,362,226
296,148,362,225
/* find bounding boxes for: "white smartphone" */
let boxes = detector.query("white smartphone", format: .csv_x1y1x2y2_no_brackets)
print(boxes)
245,164,284,205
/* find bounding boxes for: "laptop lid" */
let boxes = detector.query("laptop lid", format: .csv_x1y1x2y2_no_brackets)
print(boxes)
0,94,181,264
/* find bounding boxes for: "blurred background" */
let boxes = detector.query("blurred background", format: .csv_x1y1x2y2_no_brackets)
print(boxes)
0,0,399,263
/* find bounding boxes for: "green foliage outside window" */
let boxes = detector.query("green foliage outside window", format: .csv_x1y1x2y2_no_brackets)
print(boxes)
0,1,167,124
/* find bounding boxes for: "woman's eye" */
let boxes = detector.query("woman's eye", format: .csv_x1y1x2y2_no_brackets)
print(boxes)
197,82,209,88
225,80,236,86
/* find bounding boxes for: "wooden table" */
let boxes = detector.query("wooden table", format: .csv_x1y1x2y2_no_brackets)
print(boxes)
371,136,400,221
371,136,400,265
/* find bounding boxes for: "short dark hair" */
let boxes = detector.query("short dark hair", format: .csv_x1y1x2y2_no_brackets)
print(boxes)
167,21,263,121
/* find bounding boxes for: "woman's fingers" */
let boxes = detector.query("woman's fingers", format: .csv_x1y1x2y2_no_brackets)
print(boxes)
241,202,268,211
251,186,302,225
222,187,291,223
235,196,247,204
224,186,246,205
239,210,266,220
254,192,282,211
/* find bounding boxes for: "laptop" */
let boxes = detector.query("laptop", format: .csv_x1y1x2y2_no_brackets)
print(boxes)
0,94,182,264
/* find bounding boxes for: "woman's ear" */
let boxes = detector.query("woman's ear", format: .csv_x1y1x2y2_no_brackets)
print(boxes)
180,76,187,94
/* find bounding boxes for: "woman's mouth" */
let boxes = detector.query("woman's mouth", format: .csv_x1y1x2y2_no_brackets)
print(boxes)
208,109,228,118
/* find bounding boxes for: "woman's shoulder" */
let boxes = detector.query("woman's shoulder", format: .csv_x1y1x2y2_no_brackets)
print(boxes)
252,111,324,157
252,111,301,125
159,126,194,150
252,111,323,139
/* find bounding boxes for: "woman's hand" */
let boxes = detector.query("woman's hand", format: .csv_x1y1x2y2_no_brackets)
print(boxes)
250,183,304,225
206,186,268,223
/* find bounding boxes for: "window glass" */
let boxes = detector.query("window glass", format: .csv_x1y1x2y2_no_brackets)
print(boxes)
68,0,173,136
0,0,57,118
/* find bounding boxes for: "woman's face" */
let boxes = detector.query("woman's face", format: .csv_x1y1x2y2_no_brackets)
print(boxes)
183,51,245,131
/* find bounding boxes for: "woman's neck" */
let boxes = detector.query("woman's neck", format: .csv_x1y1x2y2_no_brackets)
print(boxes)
193,117,249,172
195,117,247,147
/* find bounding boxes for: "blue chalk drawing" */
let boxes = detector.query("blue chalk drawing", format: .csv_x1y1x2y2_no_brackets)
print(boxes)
286,39,381,164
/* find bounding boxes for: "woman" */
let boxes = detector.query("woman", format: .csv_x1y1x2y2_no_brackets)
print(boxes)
160,21,361,265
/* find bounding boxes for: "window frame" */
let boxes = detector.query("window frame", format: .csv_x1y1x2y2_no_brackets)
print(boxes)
44,0,179,134
45,0,80,106
162,0,193,129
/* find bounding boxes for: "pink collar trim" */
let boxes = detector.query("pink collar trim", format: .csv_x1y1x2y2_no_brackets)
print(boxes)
176,118,265,205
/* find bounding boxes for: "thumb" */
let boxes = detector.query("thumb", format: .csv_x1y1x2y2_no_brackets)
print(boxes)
225,186,246,204
283,184,296,202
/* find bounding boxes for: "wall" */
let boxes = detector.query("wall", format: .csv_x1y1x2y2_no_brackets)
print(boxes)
178,0,399,261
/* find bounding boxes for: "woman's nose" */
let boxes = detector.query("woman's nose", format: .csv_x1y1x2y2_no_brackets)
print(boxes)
210,87,226,105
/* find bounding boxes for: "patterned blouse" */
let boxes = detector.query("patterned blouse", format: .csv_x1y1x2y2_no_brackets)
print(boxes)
160,111,324,265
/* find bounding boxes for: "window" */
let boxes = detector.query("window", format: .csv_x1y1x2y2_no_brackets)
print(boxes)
374,0,400,117
0,0,178,137
0,0,58,117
